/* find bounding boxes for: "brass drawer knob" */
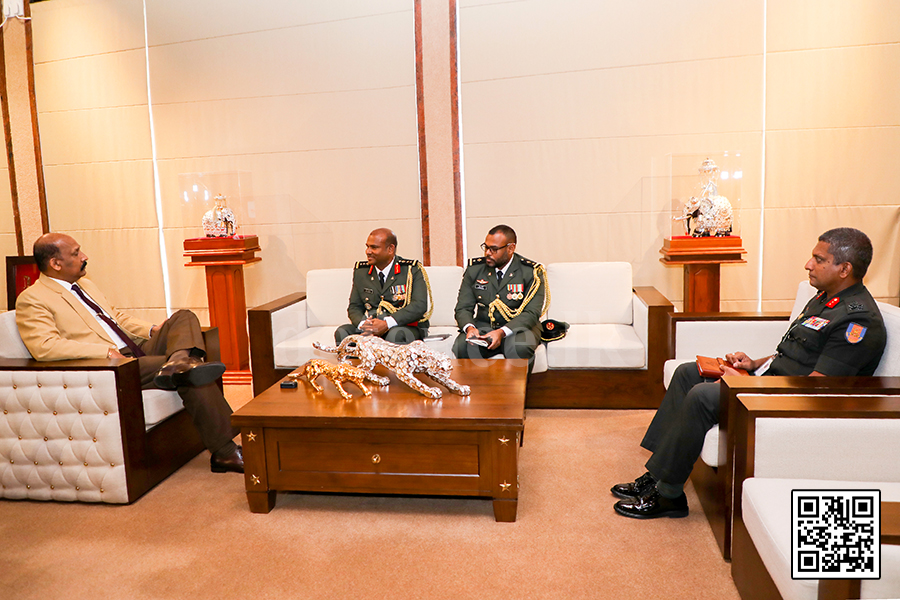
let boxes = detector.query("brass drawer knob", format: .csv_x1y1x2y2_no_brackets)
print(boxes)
372,454,381,464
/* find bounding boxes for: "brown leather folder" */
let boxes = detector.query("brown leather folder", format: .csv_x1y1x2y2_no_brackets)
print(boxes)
696,355,749,379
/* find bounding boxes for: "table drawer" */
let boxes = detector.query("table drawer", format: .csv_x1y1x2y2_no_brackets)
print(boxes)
264,428,490,494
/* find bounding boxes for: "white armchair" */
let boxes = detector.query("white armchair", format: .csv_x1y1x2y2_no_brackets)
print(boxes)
0,310,213,504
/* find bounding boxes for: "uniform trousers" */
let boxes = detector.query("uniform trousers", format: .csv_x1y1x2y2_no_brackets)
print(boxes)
334,323,424,345
452,326,539,371
122,309,237,455
640,362,722,486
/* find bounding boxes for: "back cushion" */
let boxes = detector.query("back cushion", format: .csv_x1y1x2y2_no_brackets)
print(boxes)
0,311,33,359
422,266,463,327
305,269,353,327
547,262,633,325
874,302,900,376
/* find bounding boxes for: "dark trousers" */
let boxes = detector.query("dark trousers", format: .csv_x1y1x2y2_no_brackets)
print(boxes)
125,310,237,455
334,323,425,345
451,326,539,371
641,362,721,486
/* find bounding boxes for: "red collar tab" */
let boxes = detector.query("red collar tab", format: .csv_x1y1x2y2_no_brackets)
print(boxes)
394,263,401,275
826,296,840,308
815,291,825,300
368,265,373,275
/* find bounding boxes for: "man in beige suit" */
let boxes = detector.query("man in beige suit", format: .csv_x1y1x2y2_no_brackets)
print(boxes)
15,233,243,474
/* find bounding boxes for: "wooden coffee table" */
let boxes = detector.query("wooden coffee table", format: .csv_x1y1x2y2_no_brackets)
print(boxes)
232,359,527,522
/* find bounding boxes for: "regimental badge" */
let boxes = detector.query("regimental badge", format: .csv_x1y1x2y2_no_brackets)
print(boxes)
845,323,866,344
826,296,841,308
365,303,372,310
476,279,488,285
364,288,374,294
801,316,830,331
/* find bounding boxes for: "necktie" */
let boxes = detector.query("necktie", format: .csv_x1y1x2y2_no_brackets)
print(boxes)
71,283,146,357
379,271,385,287
496,269,503,284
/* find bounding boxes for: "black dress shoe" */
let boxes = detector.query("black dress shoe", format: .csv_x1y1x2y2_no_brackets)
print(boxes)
611,471,657,500
154,357,226,390
613,489,689,519
210,445,244,474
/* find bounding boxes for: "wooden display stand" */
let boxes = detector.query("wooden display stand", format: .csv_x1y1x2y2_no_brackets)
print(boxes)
184,235,261,384
660,236,746,312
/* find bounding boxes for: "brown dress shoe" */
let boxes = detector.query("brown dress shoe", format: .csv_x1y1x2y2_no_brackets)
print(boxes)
210,445,244,474
154,356,226,390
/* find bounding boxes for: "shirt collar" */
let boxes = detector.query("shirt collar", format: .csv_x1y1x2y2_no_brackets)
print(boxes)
377,259,395,280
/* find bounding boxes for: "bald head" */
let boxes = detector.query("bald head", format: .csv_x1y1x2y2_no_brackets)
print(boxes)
33,233,89,282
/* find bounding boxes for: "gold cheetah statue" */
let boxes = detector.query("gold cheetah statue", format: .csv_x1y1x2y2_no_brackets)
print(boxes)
290,358,390,400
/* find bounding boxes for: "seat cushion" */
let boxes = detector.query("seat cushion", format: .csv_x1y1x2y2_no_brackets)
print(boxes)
700,426,723,467
274,327,344,368
874,301,900,376
545,324,644,369
142,389,185,430
423,266,463,327
743,478,900,600
546,262,633,325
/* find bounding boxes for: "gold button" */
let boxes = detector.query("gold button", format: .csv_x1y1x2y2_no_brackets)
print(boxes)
12,384,15,389
26,485,30,489
59,462,63,465
372,454,381,464
63,384,67,389
50,485,54,490
44,437,48,441
78,410,83,414
100,489,104,493
37,383,41,388
53,411,57,415
68,436,73,440
92,438,97,443
34,461,38,465
8,460,13,464
3,410,6,414
17,436,21,440
27,409,31,413
75,486,80,491
88,384,93,389
103,411,108,415
83,462,88,467
110,463,115,467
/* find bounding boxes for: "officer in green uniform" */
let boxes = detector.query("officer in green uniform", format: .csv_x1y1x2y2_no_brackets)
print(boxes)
453,224,548,368
334,228,431,344
612,227,887,519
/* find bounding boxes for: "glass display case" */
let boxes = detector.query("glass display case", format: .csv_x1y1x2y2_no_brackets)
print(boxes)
178,171,255,238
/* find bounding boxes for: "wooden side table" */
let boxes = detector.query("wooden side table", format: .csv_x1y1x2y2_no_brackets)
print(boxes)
660,236,746,312
184,235,261,384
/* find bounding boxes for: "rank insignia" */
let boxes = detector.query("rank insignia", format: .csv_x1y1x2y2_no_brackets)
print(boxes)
845,323,866,344
847,301,866,313
476,279,488,285
826,296,841,308
801,316,830,331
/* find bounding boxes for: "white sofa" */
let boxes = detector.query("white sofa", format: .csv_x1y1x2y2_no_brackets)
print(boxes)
248,262,672,406
729,393,900,600
0,310,209,504
666,282,900,559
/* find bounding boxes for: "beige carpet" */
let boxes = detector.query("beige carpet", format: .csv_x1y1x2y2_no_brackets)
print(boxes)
0,386,739,600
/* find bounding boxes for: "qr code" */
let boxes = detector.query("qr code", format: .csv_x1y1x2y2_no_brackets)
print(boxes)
792,489,880,579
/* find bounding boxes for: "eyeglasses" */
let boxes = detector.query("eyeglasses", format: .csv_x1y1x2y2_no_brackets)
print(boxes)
480,243,511,254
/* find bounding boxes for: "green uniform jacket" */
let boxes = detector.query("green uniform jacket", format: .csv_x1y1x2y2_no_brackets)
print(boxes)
454,253,545,336
347,256,429,332
768,282,886,376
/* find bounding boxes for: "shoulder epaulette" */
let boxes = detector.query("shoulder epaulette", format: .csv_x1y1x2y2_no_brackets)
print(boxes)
354,261,369,269
468,256,486,266
396,258,417,266
519,256,541,268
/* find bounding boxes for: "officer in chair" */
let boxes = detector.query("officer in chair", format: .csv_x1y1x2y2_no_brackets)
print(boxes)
334,228,432,344
452,224,548,370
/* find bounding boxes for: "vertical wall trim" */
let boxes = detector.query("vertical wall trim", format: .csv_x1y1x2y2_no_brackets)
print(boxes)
414,0,431,265
142,0,172,315
0,27,24,255
24,0,48,234
756,0,767,312
449,0,464,266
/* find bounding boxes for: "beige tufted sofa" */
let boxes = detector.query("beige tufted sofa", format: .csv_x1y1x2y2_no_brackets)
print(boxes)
0,310,214,504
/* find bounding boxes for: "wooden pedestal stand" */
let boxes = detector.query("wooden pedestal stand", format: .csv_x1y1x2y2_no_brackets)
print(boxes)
184,235,261,385
660,236,746,312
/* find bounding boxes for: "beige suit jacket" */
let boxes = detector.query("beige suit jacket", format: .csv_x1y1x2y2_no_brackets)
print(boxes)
15,275,152,361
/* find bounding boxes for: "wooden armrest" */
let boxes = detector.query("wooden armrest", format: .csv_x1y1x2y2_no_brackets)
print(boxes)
671,311,790,323
634,286,673,309
633,287,674,397
248,292,307,396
